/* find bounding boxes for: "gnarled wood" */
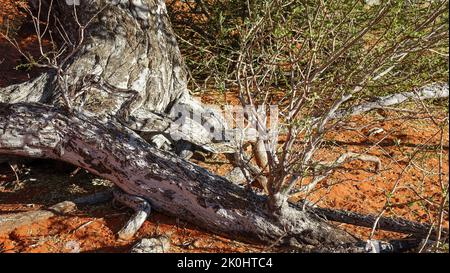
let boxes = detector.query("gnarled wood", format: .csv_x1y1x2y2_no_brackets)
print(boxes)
1,0,445,253
333,83,449,119
0,102,356,247
301,203,448,241
0,0,234,154
113,189,152,241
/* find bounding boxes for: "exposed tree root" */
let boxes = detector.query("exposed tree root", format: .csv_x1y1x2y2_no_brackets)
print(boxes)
113,189,152,241
298,202,448,242
0,201,76,235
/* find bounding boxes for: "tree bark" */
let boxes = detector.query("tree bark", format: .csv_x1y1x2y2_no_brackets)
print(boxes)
0,0,231,153
302,204,448,241
333,83,449,119
4,0,188,111
0,102,357,247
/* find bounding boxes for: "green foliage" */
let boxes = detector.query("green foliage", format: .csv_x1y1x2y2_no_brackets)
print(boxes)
14,62,33,72
168,0,448,104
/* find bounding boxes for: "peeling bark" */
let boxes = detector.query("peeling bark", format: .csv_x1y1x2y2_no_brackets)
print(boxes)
0,102,357,246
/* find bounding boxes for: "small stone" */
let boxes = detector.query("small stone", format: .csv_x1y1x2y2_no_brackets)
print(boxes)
130,235,171,253
225,167,247,185
192,239,202,248
49,201,77,214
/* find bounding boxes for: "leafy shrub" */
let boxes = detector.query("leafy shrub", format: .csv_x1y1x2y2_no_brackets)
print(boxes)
168,0,448,103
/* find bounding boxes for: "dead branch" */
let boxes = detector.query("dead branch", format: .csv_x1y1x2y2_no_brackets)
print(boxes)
333,83,449,119
291,152,381,195
0,102,357,246
299,202,449,241
0,201,76,235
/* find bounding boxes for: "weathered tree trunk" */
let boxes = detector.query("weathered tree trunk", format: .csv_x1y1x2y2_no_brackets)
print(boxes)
0,0,229,153
2,0,353,247
2,0,188,111
0,103,357,247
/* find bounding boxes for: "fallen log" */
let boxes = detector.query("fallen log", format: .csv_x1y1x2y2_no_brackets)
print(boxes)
0,102,357,247
301,203,448,241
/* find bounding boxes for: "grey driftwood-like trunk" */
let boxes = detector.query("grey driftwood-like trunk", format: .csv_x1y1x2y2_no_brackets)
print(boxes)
0,103,357,247
0,0,231,153
2,0,188,112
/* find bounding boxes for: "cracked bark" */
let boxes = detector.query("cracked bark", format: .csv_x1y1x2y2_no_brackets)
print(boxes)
0,103,357,247
0,0,230,152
